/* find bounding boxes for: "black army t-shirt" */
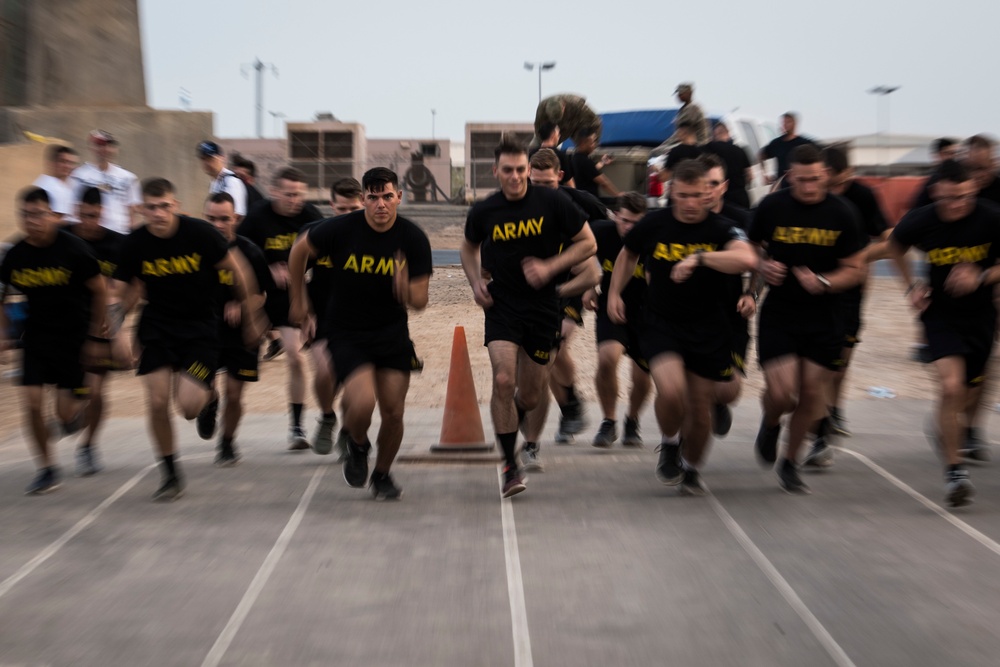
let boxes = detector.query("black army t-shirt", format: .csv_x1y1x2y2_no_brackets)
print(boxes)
115,216,229,340
0,230,100,346
529,146,574,186
840,180,889,300
703,140,752,208
466,185,587,301
236,199,323,267
592,219,646,317
892,200,1000,321
570,152,603,198
71,227,126,279
624,209,747,338
218,235,270,343
763,135,815,177
665,144,703,172
307,210,432,334
748,189,864,314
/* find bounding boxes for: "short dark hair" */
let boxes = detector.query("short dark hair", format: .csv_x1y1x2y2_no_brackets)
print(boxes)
698,152,726,177
331,177,363,201
614,192,647,216
47,144,77,162
782,112,798,122
207,192,235,207
932,137,957,155
572,125,599,143
142,178,175,198
529,148,561,172
80,186,103,207
230,153,256,177
494,133,529,162
790,144,822,166
21,186,50,206
362,167,399,193
713,121,729,133
967,134,996,151
272,167,307,185
673,159,707,185
937,159,970,184
822,146,850,174
537,122,558,142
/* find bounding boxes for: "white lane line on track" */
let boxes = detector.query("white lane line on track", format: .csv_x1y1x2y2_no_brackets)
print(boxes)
201,464,328,667
837,446,1000,557
0,461,160,601
707,492,858,667
497,467,533,667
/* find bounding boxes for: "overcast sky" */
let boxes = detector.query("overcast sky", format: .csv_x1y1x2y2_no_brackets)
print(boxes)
138,0,999,143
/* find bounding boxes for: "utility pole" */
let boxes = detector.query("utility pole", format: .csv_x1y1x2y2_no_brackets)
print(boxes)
524,61,556,103
242,58,278,138
868,85,900,177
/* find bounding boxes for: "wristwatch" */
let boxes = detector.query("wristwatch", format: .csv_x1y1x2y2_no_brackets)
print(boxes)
816,274,832,291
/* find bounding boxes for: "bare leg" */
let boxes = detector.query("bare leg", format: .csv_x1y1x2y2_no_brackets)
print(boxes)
373,369,410,473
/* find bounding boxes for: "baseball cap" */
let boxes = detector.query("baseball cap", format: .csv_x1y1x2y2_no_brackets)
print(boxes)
197,140,223,158
89,129,118,146
675,82,694,94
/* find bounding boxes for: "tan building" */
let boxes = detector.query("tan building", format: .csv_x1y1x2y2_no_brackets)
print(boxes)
465,122,533,201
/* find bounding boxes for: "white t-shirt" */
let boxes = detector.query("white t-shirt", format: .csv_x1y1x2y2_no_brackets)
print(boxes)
32,174,79,222
209,169,248,217
71,162,142,234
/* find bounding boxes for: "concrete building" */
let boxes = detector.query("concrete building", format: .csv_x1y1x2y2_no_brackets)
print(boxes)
465,122,534,201
823,134,940,176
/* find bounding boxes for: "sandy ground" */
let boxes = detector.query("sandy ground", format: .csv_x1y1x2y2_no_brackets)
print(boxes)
0,269,946,432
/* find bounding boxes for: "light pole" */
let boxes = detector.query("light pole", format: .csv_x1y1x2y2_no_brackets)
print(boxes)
242,58,278,138
524,61,556,103
868,85,900,177
431,109,436,139
269,111,286,138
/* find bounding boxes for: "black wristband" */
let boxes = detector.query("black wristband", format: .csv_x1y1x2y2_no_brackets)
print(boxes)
88,335,110,343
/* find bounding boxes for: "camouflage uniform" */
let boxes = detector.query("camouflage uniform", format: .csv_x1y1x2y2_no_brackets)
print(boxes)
665,84,710,145
532,94,602,148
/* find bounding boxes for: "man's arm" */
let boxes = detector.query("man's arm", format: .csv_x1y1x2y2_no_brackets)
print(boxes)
460,239,493,308
670,239,757,283
287,236,316,327
606,247,639,324
791,249,867,295
84,274,108,338
593,173,622,197
557,257,601,298
522,225,597,289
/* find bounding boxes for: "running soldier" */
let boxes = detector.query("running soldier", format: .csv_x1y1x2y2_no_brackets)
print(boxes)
888,160,1000,507
461,136,597,497
748,145,865,494
116,178,263,501
201,192,271,466
237,167,323,450
583,192,652,448
0,187,106,494
68,186,128,476
608,160,756,494
289,168,432,500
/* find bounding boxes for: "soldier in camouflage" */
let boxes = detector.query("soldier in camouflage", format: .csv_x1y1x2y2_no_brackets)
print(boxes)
532,94,602,149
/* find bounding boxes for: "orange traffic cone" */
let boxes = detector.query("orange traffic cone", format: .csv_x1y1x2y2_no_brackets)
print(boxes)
431,326,493,452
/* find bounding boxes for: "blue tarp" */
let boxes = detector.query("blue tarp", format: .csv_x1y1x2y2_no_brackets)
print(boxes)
561,108,720,148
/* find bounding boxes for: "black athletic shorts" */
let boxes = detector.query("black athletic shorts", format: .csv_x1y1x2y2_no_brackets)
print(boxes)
484,291,560,365
640,314,732,382
265,287,293,329
729,315,750,378
841,289,864,348
218,337,260,383
923,316,995,386
328,327,421,382
757,307,845,371
21,340,88,398
595,312,648,372
560,295,584,326
138,335,218,388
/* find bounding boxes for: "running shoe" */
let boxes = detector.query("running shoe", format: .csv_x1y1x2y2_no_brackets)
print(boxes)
214,441,241,467
679,466,707,497
592,419,617,448
655,441,683,485
343,437,371,488
829,408,851,437
287,426,310,451
755,417,781,467
777,458,810,495
803,436,834,468
520,442,544,472
196,395,219,440
712,402,733,437
75,447,103,477
945,468,975,508
559,400,586,435
501,465,526,498
25,467,60,495
622,417,643,448
554,428,573,445
960,427,991,463
369,471,403,501
262,338,284,361
312,413,338,455
152,475,184,502
334,428,349,462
